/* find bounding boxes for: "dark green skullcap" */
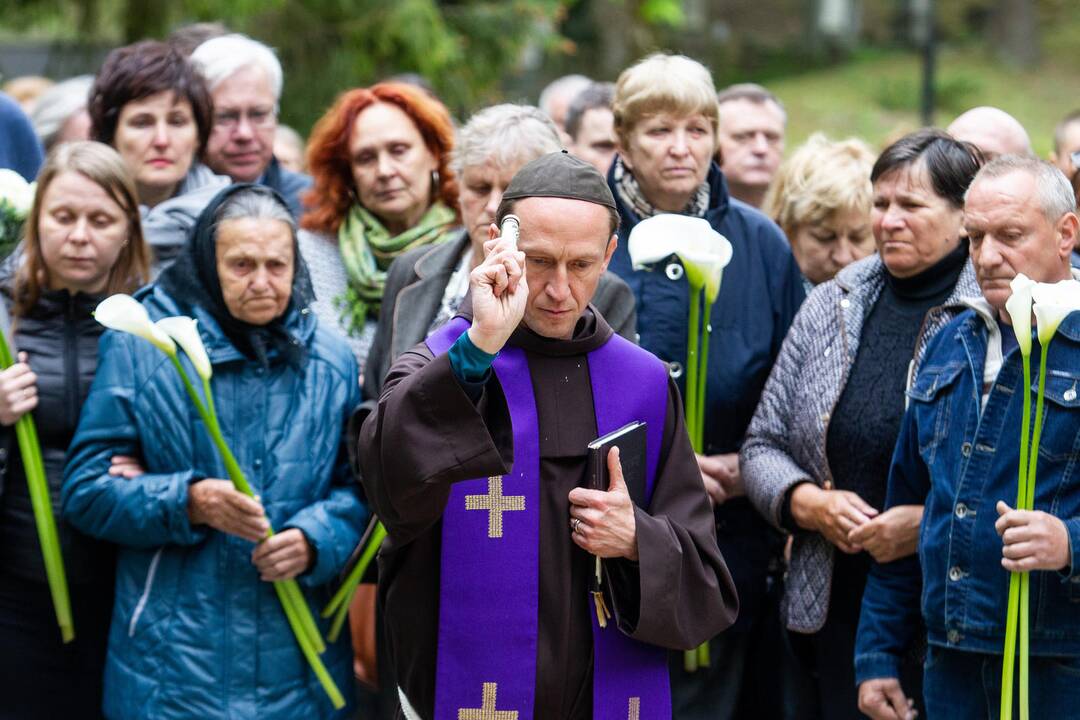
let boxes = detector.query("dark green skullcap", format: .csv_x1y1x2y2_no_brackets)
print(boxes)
499,150,617,211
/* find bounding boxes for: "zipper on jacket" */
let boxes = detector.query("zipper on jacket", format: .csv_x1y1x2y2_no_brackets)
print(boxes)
64,295,79,429
128,548,164,636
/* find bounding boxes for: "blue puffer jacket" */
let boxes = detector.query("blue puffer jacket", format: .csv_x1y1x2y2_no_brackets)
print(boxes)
61,284,366,720
608,162,806,630
856,304,1080,684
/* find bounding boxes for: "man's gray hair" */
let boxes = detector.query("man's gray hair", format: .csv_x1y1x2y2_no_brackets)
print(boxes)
716,82,787,124
450,104,561,176
215,187,296,235
30,75,95,152
565,82,615,141
190,33,283,100
968,154,1077,222
538,74,591,119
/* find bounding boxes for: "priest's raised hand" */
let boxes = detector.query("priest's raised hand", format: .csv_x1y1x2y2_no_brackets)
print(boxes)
568,446,639,560
466,231,528,354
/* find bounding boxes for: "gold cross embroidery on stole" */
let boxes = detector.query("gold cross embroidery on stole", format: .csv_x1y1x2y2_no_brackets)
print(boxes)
464,476,525,538
628,696,641,719
457,682,519,720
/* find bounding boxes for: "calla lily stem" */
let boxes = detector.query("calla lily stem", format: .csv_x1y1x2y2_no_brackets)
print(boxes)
0,330,73,643
168,355,343,708
322,521,388,642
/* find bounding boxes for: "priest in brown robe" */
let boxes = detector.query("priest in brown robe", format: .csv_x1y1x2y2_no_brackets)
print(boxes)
357,152,737,720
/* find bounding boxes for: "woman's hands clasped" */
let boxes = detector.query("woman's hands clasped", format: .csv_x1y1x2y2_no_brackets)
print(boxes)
187,478,312,580
789,483,922,562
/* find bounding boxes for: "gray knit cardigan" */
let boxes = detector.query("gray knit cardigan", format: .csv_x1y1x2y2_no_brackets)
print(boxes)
740,252,980,633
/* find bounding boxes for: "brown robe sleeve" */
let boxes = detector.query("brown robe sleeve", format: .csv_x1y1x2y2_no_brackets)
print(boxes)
605,377,740,650
358,345,514,547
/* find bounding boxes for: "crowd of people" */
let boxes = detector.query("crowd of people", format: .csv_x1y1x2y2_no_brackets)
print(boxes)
3,20,1080,720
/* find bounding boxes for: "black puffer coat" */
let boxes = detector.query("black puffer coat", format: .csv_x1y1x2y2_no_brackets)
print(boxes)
0,285,114,585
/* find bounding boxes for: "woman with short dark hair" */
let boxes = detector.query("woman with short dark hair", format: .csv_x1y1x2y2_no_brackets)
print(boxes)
88,40,227,269
742,129,983,719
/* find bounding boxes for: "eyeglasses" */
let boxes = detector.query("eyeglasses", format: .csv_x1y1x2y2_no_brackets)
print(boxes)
213,107,277,130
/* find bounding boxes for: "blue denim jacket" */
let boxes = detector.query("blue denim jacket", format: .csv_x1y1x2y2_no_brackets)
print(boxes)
855,306,1080,684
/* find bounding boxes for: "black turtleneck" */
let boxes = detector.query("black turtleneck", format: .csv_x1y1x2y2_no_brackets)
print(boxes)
823,240,968,590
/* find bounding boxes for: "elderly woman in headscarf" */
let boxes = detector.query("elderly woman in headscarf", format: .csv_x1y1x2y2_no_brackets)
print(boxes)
61,184,366,720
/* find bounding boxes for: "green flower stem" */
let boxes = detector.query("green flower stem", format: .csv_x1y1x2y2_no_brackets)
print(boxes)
0,330,73,642
167,357,336,688
696,298,713,447
1002,350,1032,720
685,284,702,450
273,579,346,710
323,521,388,643
1019,341,1050,720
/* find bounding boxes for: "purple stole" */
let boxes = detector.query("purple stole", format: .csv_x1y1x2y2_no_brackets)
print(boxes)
426,316,671,720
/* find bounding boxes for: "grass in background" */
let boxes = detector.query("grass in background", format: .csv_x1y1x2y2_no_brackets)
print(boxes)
771,43,1080,158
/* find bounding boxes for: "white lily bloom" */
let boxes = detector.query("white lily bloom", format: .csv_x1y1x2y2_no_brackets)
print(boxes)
1004,273,1036,356
1031,278,1080,344
156,316,212,380
0,169,34,218
94,294,176,355
627,214,733,301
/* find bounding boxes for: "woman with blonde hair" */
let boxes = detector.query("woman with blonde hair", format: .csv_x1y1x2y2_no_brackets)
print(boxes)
0,140,150,718
605,52,806,718
763,133,876,290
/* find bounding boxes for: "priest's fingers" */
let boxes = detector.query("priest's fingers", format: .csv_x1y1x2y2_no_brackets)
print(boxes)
605,447,627,494
568,487,611,509
569,506,604,528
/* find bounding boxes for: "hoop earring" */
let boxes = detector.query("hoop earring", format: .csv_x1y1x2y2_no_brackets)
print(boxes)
430,169,440,199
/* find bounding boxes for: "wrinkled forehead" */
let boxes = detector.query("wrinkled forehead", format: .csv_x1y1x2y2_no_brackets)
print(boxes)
215,217,295,261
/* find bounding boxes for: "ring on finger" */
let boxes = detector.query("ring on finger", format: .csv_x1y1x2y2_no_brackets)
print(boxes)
571,518,581,534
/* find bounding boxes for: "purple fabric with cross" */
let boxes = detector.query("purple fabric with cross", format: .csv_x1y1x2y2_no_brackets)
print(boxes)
426,316,670,719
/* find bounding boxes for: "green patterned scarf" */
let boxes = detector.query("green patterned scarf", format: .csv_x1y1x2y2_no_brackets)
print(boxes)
335,201,457,336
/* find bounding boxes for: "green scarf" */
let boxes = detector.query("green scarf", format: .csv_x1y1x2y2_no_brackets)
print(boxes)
335,201,457,336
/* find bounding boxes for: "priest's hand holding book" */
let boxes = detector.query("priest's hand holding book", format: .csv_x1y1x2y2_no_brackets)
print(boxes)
467,226,528,355
568,446,639,562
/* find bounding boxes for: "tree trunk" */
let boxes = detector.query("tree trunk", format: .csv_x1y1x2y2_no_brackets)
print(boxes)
989,0,1039,69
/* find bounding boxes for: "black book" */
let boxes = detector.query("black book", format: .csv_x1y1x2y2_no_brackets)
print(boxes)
587,421,647,508
585,421,648,627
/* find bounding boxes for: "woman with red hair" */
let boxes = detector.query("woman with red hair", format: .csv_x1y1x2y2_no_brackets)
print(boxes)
299,83,459,370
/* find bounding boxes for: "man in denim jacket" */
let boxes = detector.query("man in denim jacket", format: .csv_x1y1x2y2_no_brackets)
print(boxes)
855,155,1080,720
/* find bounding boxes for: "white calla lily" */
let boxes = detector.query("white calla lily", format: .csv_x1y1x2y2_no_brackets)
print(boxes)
1031,278,1080,345
94,294,176,355
0,169,34,218
156,316,212,380
1005,273,1036,356
628,214,733,301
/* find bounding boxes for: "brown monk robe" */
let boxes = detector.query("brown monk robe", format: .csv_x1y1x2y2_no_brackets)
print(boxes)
357,306,738,719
